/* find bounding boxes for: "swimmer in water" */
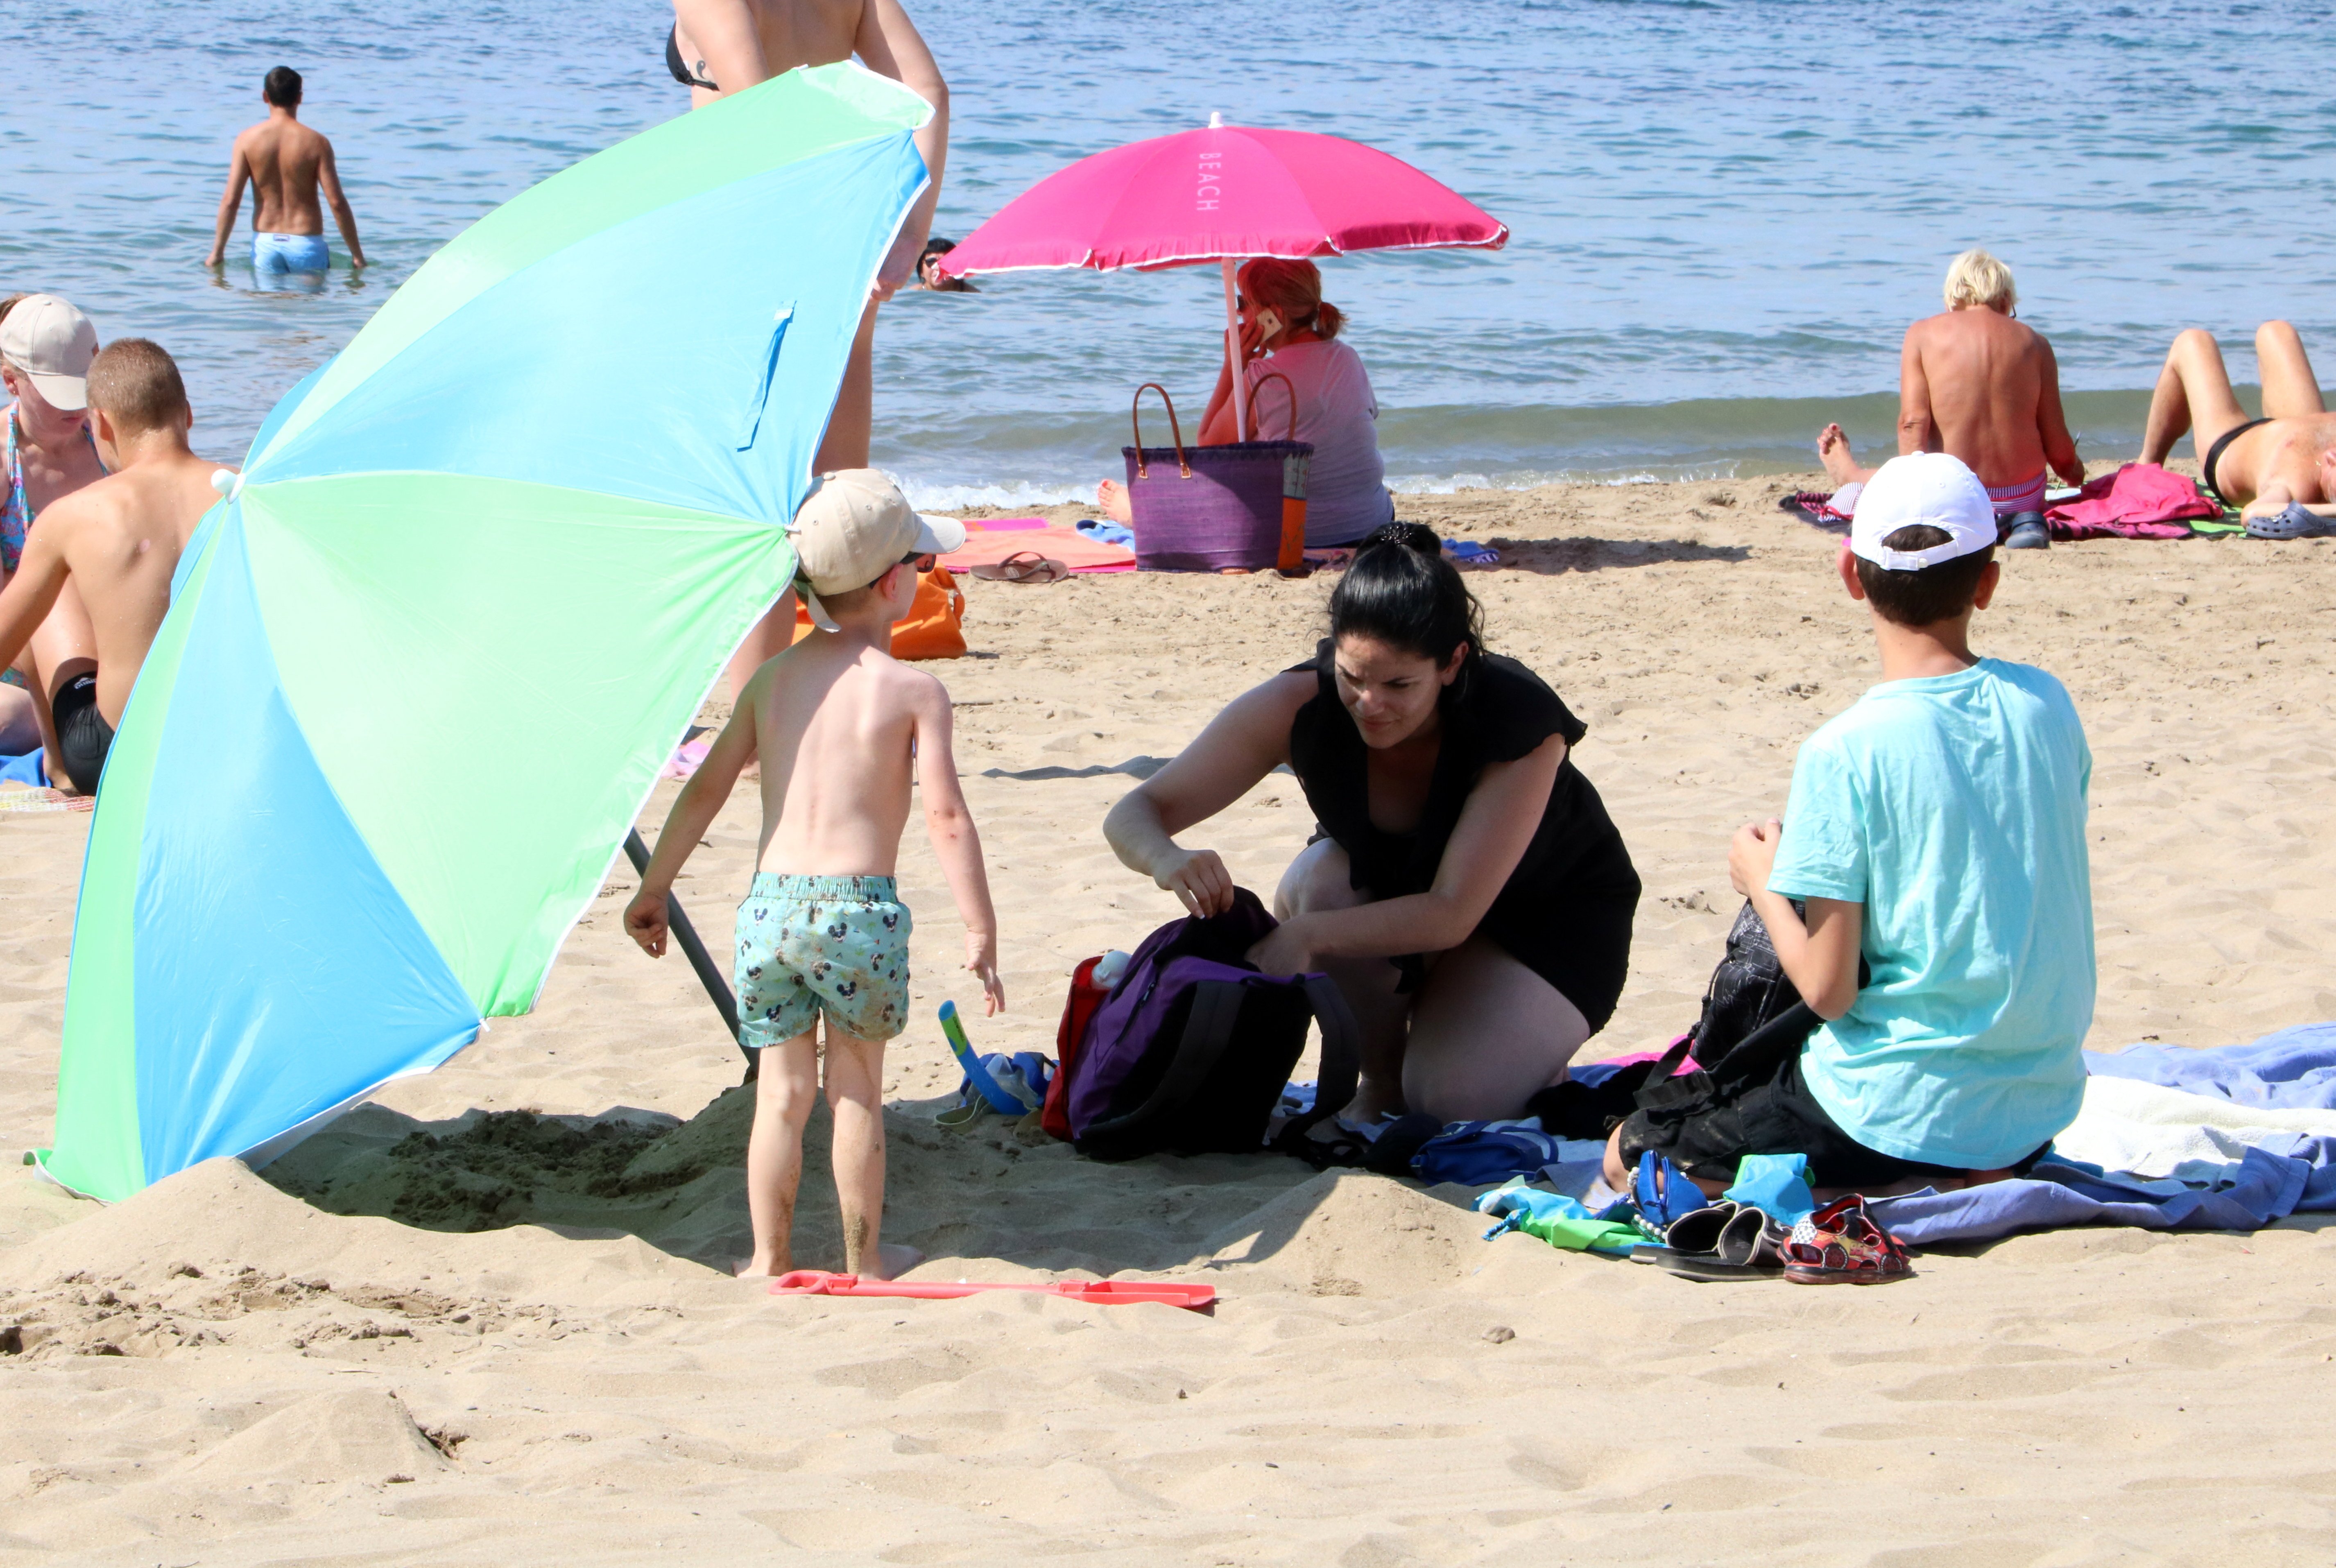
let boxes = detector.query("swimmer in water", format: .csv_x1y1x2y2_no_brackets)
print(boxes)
204,67,367,277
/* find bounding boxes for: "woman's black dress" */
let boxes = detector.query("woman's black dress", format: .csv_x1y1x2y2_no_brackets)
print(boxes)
1285,640,1640,1031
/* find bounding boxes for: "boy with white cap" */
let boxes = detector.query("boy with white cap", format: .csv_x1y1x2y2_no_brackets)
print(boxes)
1607,454,2095,1255
627,468,1001,1280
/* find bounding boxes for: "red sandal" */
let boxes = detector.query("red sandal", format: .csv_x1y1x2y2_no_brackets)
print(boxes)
1781,1195,1913,1285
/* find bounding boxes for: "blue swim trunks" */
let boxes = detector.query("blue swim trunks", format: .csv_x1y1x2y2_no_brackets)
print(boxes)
734,873,912,1047
253,233,330,274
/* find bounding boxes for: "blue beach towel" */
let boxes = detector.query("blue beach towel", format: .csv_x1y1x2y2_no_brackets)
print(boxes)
0,749,47,787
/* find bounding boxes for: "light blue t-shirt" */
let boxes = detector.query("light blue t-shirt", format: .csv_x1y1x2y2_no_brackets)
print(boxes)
1767,658,2095,1169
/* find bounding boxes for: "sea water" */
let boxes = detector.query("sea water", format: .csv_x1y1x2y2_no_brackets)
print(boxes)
4,0,2331,506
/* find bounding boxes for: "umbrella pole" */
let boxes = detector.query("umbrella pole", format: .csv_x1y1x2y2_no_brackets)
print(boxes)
1222,258,1248,442
624,828,755,1079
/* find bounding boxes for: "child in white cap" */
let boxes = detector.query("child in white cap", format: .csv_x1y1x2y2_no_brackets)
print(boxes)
627,469,1001,1280
1607,453,2095,1274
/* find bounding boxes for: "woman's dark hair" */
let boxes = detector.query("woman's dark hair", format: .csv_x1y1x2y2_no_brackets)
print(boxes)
1326,522,1484,683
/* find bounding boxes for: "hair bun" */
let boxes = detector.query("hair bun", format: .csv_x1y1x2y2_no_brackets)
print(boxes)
1365,521,1441,556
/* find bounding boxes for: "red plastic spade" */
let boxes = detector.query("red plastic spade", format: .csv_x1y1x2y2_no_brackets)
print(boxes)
768,1270,1216,1312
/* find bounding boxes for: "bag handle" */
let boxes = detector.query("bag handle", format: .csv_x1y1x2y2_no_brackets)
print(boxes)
1249,369,1302,442
1130,382,1191,480
1277,974,1360,1140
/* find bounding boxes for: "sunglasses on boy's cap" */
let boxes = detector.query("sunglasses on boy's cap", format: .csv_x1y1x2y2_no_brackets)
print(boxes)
1848,453,1998,571
0,294,100,412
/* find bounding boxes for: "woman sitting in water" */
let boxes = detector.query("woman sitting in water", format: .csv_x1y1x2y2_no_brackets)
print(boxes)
1103,525,1641,1125
1098,258,1397,549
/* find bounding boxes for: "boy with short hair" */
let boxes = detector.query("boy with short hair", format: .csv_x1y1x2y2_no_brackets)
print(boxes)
0,338,227,794
1608,452,2095,1215
626,470,1004,1279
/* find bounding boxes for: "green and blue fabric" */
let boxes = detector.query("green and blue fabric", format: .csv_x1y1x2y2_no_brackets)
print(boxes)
42,64,933,1201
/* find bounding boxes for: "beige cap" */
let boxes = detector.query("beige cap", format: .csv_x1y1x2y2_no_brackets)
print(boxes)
789,469,965,628
0,295,99,412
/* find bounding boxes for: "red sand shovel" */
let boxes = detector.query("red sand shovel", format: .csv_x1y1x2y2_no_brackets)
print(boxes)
768,1271,1216,1312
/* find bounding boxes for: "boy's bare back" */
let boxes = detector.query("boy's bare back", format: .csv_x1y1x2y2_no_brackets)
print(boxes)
747,632,946,876
20,452,216,726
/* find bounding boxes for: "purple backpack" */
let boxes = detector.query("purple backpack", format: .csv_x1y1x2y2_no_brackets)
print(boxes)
1065,889,1359,1161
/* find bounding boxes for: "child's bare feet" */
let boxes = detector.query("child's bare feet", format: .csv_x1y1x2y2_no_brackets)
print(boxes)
734,1253,786,1280
1096,478,1134,524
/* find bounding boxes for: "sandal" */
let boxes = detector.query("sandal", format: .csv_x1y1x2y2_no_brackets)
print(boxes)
1649,1201,1787,1281
970,551,1070,584
1629,1151,1709,1241
1780,1195,1913,1285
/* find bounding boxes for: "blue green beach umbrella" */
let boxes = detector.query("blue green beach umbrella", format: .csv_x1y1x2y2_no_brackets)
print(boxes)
38,64,934,1201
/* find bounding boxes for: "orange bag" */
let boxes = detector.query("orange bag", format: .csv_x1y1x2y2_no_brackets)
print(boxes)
792,566,966,660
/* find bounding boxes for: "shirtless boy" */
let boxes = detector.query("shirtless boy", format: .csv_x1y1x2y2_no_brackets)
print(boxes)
672,0,948,696
2139,320,2336,541
0,341,224,794
204,67,367,276
1818,249,2085,550
625,471,1001,1279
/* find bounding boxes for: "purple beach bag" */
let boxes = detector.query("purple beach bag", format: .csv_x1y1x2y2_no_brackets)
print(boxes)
1064,889,1359,1162
1121,380,1312,573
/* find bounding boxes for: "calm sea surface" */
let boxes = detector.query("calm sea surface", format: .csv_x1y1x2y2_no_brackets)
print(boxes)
5,0,2332,504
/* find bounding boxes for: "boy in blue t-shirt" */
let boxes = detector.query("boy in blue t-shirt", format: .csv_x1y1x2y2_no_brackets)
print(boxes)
1611,452,2095,1195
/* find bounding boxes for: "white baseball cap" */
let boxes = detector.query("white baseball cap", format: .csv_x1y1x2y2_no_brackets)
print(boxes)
0,294,100,412
788,469,966,629
1849,453,1998,570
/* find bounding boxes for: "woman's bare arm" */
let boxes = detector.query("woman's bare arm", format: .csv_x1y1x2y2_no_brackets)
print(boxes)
854,0,949,295
672,0,769,93
1104,672,1308,916
1250,735,1564,973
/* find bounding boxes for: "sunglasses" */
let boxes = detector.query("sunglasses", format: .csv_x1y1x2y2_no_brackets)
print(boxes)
900,551,937,574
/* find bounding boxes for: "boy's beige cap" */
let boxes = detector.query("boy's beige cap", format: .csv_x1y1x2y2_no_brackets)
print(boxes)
789,469,966,617
0,295,100,412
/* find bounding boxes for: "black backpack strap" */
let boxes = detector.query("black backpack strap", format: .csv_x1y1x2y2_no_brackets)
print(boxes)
1283,974,1360,1137
1079,978,1250,1146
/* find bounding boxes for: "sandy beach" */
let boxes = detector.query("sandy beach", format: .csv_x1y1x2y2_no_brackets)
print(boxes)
5,470,2336,1564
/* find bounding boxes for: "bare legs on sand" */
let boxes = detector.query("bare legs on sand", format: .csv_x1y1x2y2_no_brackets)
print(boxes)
1274,837,1591,1127
740,1020,921,1281
2141,321,2327,467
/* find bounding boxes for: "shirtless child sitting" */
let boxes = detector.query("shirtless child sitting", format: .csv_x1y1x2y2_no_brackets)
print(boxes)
0,340,225,794
625,470,1003,1280
2139,320,2336,541
1817,249,2085,551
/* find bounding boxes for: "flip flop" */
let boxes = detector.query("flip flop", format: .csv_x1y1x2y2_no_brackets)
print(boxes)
1630,1150,1708,1239
970,551,1070,583
1653,1202,1787,1282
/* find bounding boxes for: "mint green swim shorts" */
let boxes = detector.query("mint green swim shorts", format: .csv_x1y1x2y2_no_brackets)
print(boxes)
734,873,912,1047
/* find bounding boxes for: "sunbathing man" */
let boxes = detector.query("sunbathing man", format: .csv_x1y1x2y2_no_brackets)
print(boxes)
204,67,367,276
2138,321,2336,540
1817,249,2085,550
671,0,950,698
0,342,225,794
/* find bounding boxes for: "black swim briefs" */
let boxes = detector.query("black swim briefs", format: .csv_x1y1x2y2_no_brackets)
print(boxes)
51,672,114,796
2201,416,2273,505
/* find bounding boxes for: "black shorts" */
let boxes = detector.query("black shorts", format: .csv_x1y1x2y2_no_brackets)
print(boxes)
52,673,115,796
1617,1036,2046,1190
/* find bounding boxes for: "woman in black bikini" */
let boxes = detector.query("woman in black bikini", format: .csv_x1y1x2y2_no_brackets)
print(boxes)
2141,320,2336,538
1104,525,1641,1126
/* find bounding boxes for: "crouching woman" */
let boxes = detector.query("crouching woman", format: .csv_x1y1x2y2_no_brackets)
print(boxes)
1103,523,1641,1126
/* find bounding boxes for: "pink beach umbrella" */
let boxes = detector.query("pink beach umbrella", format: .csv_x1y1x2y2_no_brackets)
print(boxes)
938,115,1506,438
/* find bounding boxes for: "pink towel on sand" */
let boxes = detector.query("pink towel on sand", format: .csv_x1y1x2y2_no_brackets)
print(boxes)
940,524,1136,575
2044,464,2218,540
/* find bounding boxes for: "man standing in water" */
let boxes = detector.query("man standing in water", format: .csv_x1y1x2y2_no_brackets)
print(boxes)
1816,249,2085,550
204,67,368,277
670,0,949,694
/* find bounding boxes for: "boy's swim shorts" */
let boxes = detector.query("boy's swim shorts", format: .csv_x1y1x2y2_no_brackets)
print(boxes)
733,873,912,1047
